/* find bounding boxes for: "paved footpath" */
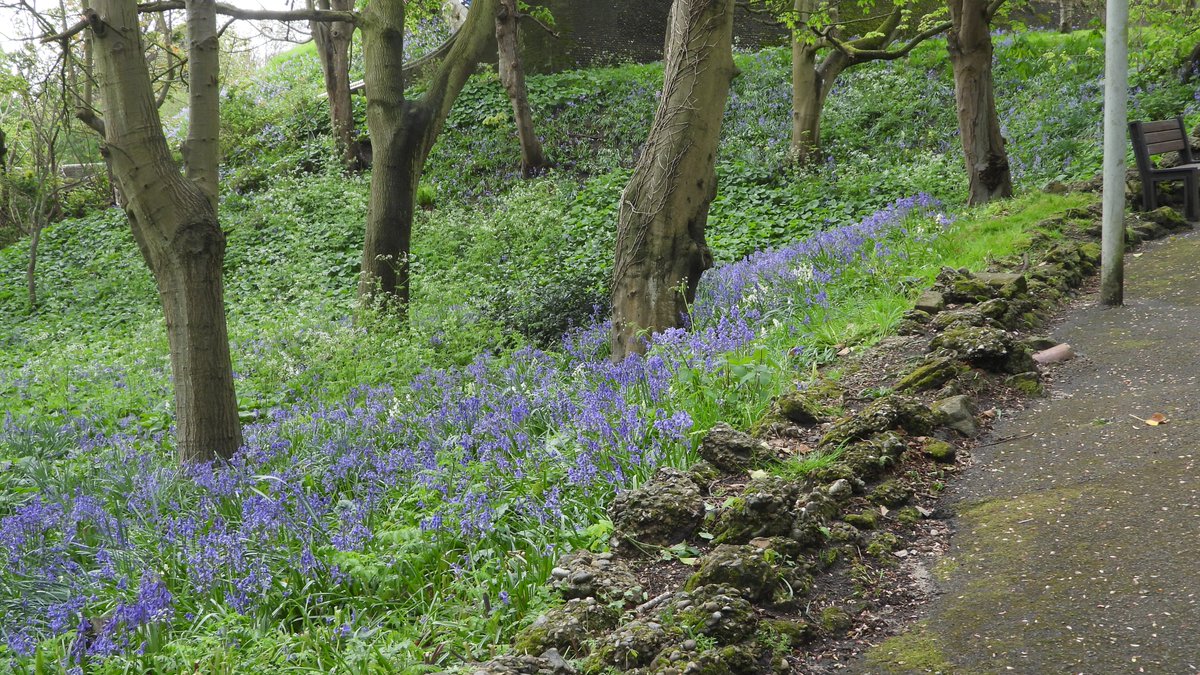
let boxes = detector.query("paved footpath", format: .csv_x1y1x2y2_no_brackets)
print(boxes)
862,231,1200,674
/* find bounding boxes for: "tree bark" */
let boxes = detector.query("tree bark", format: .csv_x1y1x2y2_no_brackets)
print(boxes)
312,0,364,170
947,0,1012,205
90,0,243,462
358,0,499,312
26,224,39,309
1058,0,1071,32
184,0,220,208
495,0,549,177
610,0,735,360
790,0,821,164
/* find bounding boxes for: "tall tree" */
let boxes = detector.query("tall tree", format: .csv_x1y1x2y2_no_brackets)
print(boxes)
495,0,549,177
81,0,243,462
310,0,366,170
610,0,736,360
947,0,1012,204
789,0,951,163
358,0,500,312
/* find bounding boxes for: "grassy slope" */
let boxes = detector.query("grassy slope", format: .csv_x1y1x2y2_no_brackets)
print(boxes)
0,26,1194,672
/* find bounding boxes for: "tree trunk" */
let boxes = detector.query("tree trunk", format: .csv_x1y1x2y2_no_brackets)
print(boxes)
610,0,736,360
1058,0,1071,32
90,0,242,462
184,0,220,208
26,223,39,309
947,0,1012,205
790,0,820,163
496,0,549,177
312,0,364,170
359,0,499,312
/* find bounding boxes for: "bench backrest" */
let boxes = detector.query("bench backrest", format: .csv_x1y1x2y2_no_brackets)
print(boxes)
1129,117,1194,175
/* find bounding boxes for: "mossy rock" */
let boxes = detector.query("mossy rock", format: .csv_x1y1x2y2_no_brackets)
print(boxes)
775,389,832,425
940,273,995,304
929,307,1001,331
668,584,759,645
819,606,854,634
1006,371,1045,397
685,545,783,602
924,439,957,463
610,467,706,553
843,511,879,530
699,423,775,472
687,460,722,488
820,395,935,448
807,462,859,486
895,356,966,393
869,480,913,508
514,597,620,657
929,325,1036,375
760,618,815,649
1143,205,1191,231
651,642,771,675
710,477,803,545
582,619,676,673
895,506,921,525
865,531,903,558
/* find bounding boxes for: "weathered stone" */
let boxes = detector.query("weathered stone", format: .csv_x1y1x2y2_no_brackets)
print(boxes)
975,272,1027,295
686,460,721,489
1022,336,1059,352
827,478,854,501
932,394,978,437
761,618,815,648
664,584,758,645
1006,371,1045,397
820,395,935,448
929,307,1002,331
1033,343,1075,365
819,606,854,634
869,480,913,508
610,467,705,553
698,423,774,472
710,477,802,544
685,545,783,602
843,511,879,530
895,355,966,393
471,651,577,675
924,439,957,463
650,641,770,675
514,598,620,657
1143,205,1191,231
775,389,830,425
865,531,903,558
583,619,674,672
930,325,1037,374
935,267,996,304
549,550,640,602
914,291,946,315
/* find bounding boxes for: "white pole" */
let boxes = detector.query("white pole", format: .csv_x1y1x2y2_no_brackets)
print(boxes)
1100,0,1129,306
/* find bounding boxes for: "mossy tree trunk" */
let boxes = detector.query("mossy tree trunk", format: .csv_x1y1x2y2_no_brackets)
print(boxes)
90,0,243,462
312,0,366,170
495,0,549,177
791,3,946,164
610,0,736,360
947,0,1012,205
358,0,498,313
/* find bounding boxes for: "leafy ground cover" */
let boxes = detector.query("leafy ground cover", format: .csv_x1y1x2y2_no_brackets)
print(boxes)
0,20,1195,673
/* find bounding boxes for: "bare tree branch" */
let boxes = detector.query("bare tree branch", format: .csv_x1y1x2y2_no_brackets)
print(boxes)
138,1,357,24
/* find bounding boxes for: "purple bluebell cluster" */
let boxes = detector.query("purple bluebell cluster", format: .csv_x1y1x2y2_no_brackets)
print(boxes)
0,196,941,666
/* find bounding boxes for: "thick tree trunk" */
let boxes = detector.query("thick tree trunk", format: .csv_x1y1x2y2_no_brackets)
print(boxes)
359,0,499,312
90,0,242,462
790,0,820,163
496,0,549,177
947,0,1012,205
610,0,735,360
1058,0,1071,32
312,0,364,170
184,0,220,208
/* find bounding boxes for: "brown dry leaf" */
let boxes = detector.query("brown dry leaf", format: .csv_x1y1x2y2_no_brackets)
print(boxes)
1147,413,1169,426
879,505,890,517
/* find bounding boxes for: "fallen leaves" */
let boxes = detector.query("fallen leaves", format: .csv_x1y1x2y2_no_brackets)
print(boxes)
1129,413,1169,426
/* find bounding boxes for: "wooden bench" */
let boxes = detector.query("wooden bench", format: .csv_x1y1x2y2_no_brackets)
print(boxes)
1129,117,1199,221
